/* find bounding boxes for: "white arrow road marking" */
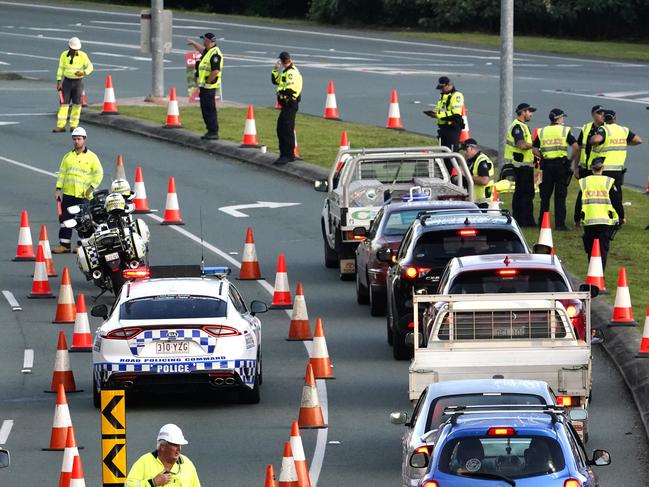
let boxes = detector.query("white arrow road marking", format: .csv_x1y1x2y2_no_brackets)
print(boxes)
0,121,19,126
0,420,13,445
22,349,33,373
219,201,301,218
2,290,21,310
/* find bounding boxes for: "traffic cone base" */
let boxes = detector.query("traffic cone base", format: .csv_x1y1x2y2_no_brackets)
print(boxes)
288,282,313,341
161,176,184,225
271,254,292,309
310,318,334,379
53,267,76,324
133,166,151,214
70,293,93,352
610,267,637,326
13,209,35,261
238,227,262,280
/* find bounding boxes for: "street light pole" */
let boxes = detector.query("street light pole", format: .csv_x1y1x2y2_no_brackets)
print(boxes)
150,0,164,99
498,0,514,166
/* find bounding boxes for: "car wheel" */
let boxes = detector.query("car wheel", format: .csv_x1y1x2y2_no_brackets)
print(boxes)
386,316,393,345
393,331,411,360
355,265,369,304
369,285,386,317
322,222,338,268
93,375,101,409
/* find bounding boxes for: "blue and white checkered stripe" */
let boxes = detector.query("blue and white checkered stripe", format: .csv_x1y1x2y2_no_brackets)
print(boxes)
128,329,216,355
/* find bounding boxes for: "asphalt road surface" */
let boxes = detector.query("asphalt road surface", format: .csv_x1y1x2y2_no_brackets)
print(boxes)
1,1,648,485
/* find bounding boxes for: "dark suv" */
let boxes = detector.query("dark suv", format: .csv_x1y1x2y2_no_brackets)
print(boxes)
381,209,530,360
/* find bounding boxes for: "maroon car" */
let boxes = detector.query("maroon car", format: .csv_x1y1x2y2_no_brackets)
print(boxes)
354,199,477,316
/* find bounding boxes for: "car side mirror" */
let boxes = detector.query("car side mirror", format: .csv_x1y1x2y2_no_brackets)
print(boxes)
67,205,81,215
376,248,393,263
62,219,77,228
409,451,429,469
250,300,268,316
579,283,599,298
0,449,9,468
314,179,328,192
568,408,588,422
352,227,367,238
390,411,408,425
533,243,553,255
91,304,109,319
590,449,611,466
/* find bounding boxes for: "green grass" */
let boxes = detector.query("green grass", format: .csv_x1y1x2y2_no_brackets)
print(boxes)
116,105,435,169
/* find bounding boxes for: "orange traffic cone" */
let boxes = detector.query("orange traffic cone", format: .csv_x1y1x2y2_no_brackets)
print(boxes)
323,81,340,120
537,211,554,254
585,238,606,293
637,305,649,357
488,186,500,212
271,254,292,309
288,282,312,341
161,176,184,225
278,441,299,487
13,209,35,261
133,166,151,214
386,89,403,130
339,130,349,151
53,267,76,324
238,227,262,280
114,153,126,181
298,364,327,429
290,421,311,487
43,384,72,450
59,427,80,487
265,464,278,487
240,105,260,147
38,224,57,277
164,87,182,127
310,318,334,379
610,267,636,326
70,294,93,352
28,244,55,299
81,90,87,108
69,455,86,487
101,74,118,114
459,105,470,142
293,130,300,159
48,331,80,393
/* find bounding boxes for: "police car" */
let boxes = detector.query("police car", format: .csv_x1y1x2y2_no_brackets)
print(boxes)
91,265,267,407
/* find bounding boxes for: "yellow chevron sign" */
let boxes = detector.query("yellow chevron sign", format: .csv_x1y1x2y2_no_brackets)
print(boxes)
101,390,126,486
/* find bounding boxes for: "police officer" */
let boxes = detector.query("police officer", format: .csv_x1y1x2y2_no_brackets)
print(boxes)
574,157,624,271
53,127,103,254
505,103,537,227
126,424,201,487
589,110,642,199
461,138,494,208
533,108,578,230
188,33,223,140
573,105,606,179
53,37,93,133
271,51,303,165
428,76,464,152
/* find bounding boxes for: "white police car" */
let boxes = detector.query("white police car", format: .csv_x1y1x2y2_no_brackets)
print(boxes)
91,265,267,407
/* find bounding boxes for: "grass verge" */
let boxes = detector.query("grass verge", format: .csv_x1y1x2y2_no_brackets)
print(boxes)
114,104,649,325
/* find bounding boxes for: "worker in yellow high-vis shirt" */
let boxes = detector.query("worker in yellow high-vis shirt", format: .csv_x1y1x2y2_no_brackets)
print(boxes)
54,37,93,133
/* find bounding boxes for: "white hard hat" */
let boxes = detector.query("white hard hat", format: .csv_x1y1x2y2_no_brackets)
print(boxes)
68,37,81,50
71,127,87,138
157,424,188,445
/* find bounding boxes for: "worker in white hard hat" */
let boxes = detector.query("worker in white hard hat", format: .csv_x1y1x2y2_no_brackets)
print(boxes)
126,424,201,487
52,127,103,253
53,37,93,133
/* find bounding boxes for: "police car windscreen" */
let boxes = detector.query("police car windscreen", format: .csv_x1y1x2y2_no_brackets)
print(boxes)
119,295,227,320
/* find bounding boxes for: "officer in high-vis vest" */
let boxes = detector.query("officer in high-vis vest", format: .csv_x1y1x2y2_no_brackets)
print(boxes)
589,110,642,199
462,138,494,208
572,105,606,179
53,37,93,133
428,76,464,152
271,51,303,165
505,103,537,227
532,108,578,230
188,33,223,140
574,157,624,271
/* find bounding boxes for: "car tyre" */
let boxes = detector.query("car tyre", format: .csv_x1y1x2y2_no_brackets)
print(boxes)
386,316,393,345
93,375,102,409
369,285,386,316
393,314,414,360
322,221,338,268
355,265,369,304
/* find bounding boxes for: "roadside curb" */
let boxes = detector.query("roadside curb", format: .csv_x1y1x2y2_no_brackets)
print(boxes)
80,111,328,183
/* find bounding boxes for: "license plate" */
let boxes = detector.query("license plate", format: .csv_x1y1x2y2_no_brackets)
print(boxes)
156,341,190,354
105,252,119,262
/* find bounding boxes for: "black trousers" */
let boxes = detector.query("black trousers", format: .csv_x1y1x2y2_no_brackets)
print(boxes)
62,78,83,104
513,165,536,227
438,125,461,174
538,158,569,227
277,101,298,158
58,194,86,246
199,87,218,135
583,225,613,270
603,170,624,200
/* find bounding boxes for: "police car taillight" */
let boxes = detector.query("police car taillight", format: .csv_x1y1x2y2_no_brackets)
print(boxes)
104,327,142,339
122,267,150,279
487,427,517,437
202,325,241,337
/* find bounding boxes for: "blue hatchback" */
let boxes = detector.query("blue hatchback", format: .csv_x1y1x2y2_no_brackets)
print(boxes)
419,406,610,487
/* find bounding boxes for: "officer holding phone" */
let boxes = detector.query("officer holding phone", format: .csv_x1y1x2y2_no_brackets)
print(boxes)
271,51,303,165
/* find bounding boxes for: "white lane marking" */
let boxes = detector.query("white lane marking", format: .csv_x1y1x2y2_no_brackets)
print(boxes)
0,112,54,116
22,349,34,373
0,155,57,177
0,1,135,16
597,90,649,98
0,121,19,126
90,20,139,25
542,89,649,106
91,51,171,63
0,420,13,445
20,26,75,32
2,290,22,310
383,49,499,61
0,60,9,65
219,201,301,218
0,50,134,70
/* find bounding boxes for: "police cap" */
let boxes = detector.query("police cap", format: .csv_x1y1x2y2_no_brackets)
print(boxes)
516,103,536,114
436,76,451,89
200,33,216,41
604,109,616,122
279,51,291,61
591,105,605,114
590,157,605,169
549,108,566,122
461,138,478,150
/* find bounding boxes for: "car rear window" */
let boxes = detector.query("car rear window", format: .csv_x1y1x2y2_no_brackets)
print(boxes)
120,295,227,320
438,434,565,479
448,269,569,294
355,159,443,183
412,229,526,264
384,210,421,236
427,394,546,431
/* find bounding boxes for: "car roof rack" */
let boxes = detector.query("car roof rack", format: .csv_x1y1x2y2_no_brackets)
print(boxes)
417,208,512,225
443,404,565,425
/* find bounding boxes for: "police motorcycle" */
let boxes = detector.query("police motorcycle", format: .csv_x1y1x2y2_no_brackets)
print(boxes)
64,180,150,295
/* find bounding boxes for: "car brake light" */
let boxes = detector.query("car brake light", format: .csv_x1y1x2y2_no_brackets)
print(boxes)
406,266,418,279
487,427,516,437
202,325,241,337
497,269,518,277
565,305,577,317
404,266,431,279
105,327,142,339
123,267,150,279
557,396,580,407
564,480,582,487
421,481,439,487
457,229,478,237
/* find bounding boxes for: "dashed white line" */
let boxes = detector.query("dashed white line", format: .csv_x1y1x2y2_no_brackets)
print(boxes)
542,89,649,106
0,420,13,445
2,290,22,311
21,349,34,373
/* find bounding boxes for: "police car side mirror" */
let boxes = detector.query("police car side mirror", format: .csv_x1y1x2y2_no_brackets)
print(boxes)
314,179,328,192
250,300,268,316
0,449,10,468
91,304,109,319
579,283,599,298
62,219,77,229
67,205,81,215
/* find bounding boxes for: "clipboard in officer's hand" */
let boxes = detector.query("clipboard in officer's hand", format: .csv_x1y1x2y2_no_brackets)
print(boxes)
422,110,436,118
